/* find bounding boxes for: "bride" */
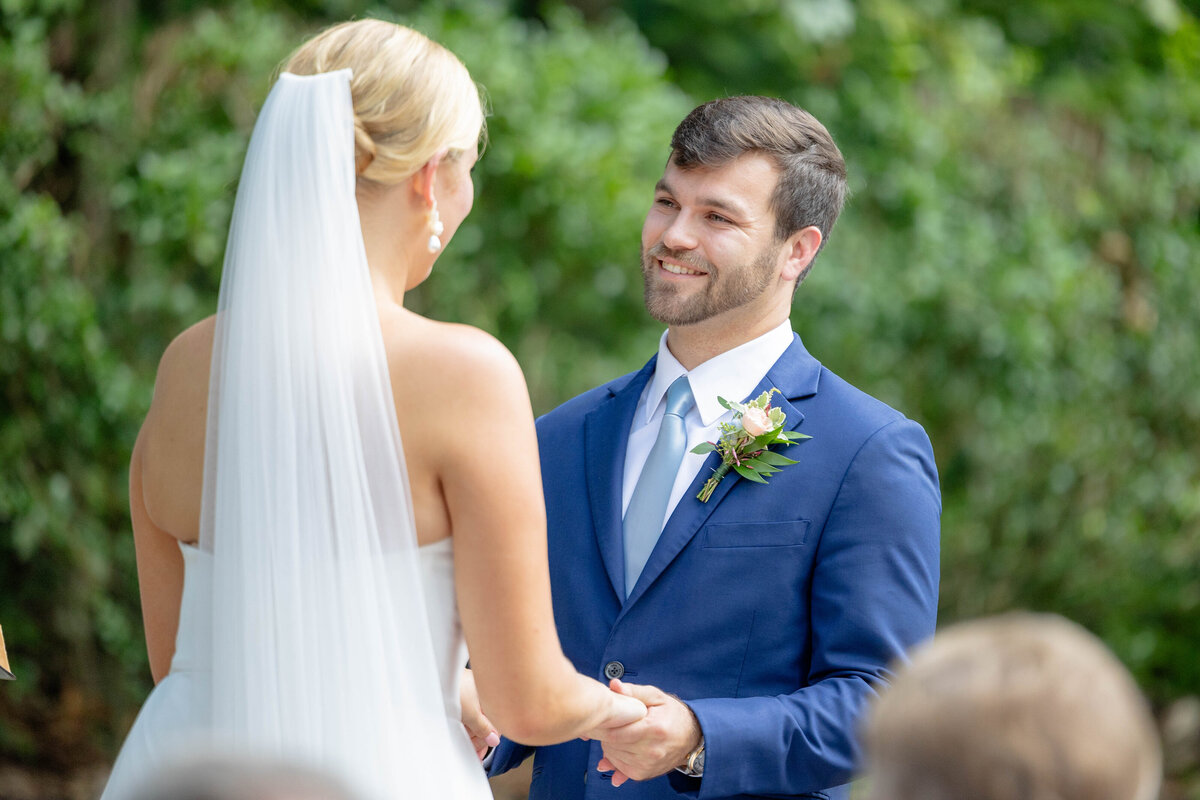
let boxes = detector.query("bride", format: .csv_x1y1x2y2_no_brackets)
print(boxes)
101,19,644,800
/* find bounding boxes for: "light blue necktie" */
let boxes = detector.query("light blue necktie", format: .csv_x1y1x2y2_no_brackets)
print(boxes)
623,375,695,597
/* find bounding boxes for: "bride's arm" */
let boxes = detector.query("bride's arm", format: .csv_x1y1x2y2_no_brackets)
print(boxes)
130,424,185,684
130,321,212,683
411,326,641,746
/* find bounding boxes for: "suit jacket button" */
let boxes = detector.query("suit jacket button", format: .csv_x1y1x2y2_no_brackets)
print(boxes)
603,661,625,680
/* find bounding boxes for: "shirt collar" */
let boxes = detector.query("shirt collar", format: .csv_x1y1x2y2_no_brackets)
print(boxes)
643,320,795,427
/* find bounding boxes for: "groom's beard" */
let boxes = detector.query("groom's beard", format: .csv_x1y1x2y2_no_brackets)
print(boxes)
641,242,776,326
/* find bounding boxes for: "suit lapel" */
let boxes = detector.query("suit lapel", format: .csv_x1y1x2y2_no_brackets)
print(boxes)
621,334,822,610
583,358,657,600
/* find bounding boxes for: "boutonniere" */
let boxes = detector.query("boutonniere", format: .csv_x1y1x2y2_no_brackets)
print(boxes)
690,389,810,502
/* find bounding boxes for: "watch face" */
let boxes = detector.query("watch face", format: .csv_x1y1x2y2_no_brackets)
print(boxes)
694,748,705,773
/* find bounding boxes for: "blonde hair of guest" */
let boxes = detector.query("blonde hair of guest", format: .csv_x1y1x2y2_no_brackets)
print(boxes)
864,612,1162,800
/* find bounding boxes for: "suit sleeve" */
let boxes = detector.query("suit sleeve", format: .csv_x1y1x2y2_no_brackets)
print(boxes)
680,417,941,799
486,736,535,778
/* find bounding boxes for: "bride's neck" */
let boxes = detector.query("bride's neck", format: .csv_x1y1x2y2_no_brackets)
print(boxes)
358,184,425,309
369,265,406,309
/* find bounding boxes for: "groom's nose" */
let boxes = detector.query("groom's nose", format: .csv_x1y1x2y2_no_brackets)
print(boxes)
659,212,699,252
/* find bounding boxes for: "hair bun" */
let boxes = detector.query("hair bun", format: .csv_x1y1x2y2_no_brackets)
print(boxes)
353,115,377,175
282,20,483,184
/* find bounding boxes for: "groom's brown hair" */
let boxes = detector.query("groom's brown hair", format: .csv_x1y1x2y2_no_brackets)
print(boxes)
670,96,847,269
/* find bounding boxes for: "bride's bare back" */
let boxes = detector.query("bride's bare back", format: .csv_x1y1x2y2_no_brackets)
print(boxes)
131,300,635,744
136,309,508,549
133,304,533,645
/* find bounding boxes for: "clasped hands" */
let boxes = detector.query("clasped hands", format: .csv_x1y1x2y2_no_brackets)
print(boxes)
460,671,701,787
592,679,702,786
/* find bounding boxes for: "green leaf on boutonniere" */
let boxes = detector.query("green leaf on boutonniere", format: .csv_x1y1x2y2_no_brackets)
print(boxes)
755,451,799,467
741,458,778,475
751,432,778,449
732,463,769,483
692,387,812,502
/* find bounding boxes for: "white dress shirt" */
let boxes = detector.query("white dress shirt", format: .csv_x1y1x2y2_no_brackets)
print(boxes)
621,320,795,530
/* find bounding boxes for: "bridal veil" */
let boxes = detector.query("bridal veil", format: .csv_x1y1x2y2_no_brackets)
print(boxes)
199,69,475,797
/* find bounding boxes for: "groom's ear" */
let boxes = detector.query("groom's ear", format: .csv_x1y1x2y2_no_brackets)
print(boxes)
780,225,823,283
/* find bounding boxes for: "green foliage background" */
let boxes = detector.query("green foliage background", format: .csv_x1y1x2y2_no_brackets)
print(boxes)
2,0,1197,787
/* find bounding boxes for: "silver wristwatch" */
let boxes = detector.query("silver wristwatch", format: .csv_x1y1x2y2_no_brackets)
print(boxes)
676,738,705,778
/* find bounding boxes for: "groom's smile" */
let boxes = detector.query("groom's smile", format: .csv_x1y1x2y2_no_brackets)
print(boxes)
657,256,708,277
648,246,711,279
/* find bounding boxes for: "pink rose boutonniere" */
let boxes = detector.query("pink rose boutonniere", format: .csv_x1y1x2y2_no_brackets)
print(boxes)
690,389,810,503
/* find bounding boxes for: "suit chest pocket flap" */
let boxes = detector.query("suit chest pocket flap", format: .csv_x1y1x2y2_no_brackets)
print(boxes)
701,519,810,548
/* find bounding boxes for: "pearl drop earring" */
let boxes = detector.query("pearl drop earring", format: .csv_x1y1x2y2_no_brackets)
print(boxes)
427,198,445,253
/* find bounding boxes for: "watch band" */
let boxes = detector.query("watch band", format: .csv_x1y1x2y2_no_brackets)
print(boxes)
676,737,705,778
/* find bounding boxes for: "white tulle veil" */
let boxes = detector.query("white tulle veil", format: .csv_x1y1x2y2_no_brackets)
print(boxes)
198,69,479,797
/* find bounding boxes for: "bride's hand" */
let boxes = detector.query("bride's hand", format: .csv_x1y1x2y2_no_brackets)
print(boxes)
459,668,501,760
580,681,647,741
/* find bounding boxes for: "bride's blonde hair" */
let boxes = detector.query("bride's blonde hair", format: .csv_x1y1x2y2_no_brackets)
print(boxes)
283,19,485,184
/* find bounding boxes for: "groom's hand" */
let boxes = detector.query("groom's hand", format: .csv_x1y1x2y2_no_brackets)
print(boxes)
597,679,701,787
459,668,501,760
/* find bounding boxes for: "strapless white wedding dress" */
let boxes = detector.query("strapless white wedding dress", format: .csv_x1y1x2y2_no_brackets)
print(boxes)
100,539,492,799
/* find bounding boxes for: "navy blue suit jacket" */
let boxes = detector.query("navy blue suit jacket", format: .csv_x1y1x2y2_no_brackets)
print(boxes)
490,334,941,799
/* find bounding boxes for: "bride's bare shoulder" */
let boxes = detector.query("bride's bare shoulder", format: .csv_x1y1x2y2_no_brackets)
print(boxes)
378,311,529,408
139,315,215,540
151,316,217,406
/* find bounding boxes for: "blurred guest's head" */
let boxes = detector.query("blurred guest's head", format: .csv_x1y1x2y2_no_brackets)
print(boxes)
864,612,1161,800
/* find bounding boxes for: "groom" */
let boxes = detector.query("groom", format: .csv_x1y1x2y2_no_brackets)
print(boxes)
489,96,941,799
